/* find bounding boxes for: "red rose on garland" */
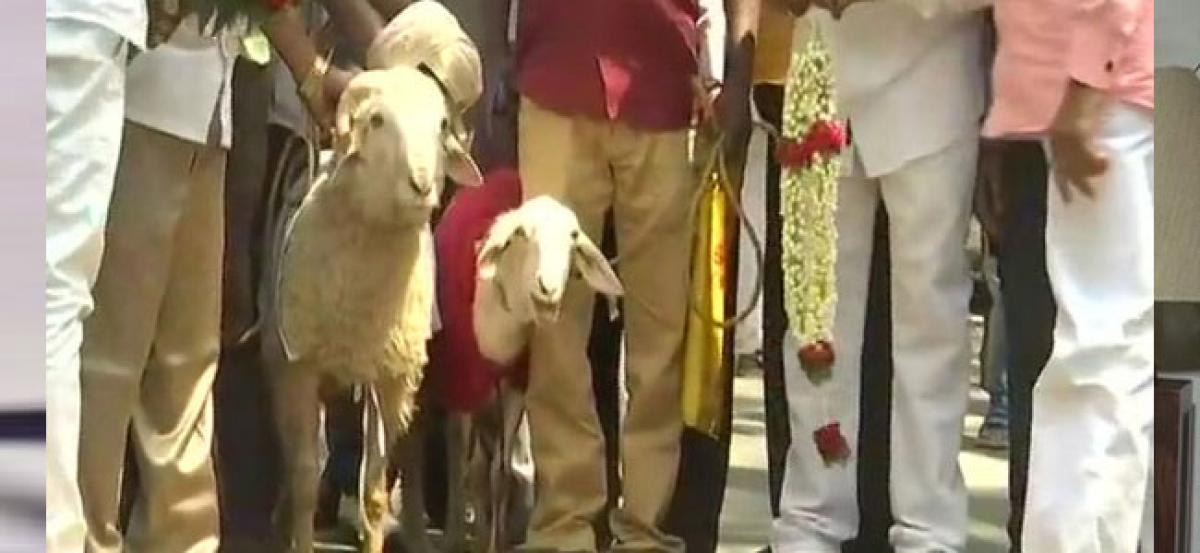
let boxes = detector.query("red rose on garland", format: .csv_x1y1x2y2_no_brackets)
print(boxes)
776,119,850,169
798,339,835,383
813,422,851,466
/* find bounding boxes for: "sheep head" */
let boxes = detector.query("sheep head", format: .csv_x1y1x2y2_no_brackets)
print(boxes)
333,66,482,226
477,196,624,326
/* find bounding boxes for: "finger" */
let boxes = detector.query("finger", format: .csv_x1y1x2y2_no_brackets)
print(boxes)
1074,150,1108,199
1052,165,1074,204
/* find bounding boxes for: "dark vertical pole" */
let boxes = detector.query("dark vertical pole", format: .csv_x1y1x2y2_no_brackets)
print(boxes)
663,132,743,553
591,212,624,547
214,57,284,552
844,205,896,553
755,84,791,518
996,140,1054,552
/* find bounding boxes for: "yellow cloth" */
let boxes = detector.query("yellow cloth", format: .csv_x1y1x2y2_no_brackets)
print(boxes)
753,4,796,85
681,134,734,439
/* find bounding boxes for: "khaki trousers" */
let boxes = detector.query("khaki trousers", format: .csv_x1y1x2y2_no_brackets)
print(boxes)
518,98,691,552
79,122,225,553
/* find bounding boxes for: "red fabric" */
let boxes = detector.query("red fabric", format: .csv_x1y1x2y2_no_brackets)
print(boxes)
432,168,528,413
515,0,701,131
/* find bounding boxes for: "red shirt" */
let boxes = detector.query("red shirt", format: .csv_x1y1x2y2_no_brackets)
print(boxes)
515,0,701,131
431,168,528,413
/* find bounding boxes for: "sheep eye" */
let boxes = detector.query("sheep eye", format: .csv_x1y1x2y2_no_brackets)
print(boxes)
369,113,385,129
441,118,449,133
570,230,580,241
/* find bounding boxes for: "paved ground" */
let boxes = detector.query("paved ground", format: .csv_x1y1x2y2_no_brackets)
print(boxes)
718,318,1010,553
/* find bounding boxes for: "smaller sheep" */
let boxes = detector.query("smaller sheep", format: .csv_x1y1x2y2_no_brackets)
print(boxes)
473,194,625,365
430,192,623,552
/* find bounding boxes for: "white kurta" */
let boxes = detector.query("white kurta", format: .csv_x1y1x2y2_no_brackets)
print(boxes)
774,4,987,552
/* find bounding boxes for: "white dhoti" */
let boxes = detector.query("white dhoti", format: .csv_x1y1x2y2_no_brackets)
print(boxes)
774,137,977,553
1021,102,1154,553
45,18,129,553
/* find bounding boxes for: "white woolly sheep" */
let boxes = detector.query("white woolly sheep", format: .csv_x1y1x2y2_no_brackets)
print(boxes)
267,63,481,553
472,195,625,366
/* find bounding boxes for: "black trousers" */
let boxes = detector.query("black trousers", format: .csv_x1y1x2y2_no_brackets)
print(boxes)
994,141,1055,552
214,59,284,552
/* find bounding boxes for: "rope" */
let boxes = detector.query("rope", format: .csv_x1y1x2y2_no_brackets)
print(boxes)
615,130,766,330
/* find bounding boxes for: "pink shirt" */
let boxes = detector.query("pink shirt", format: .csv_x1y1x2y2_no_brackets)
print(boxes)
983,0,1154,138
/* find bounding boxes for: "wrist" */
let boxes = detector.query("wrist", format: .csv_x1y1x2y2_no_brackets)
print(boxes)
299,54,332,113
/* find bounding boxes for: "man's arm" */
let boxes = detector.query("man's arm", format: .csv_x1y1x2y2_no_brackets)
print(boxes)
312,0,386,61
717,0,760,158
263,5,357,128
724,0,760,90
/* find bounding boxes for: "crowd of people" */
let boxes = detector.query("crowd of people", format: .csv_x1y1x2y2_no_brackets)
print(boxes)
45,0,1154,552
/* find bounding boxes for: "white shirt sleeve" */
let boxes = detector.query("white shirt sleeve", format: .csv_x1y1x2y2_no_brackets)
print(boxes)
696,0,727,86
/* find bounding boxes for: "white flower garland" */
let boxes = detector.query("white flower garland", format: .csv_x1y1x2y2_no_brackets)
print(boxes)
779,28,851,465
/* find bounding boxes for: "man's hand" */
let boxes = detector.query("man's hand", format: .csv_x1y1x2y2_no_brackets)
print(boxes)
301,64,359,132
973,139,1006,250
1048,80,1111,202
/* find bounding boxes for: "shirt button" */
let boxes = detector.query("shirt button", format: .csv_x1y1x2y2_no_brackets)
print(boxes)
1105,61,1115,72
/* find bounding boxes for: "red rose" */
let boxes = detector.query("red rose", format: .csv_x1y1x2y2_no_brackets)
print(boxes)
799,340,835,370
774,140,802,167
813,422,851,465
809,120,849,154
265,0,292,10
775,119,850,169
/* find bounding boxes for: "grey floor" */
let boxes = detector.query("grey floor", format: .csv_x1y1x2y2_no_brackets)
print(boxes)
0,442,47,551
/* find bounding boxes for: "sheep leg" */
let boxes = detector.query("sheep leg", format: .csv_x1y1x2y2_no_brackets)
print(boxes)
469,410,496,553
271,369,322,553
364,372,435,553
444,412,471,552
395,414,436,553
360,385,391,553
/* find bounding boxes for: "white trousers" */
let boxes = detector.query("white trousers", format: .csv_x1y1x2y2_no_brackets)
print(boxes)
46,18,129,553
1021,103,1154,553
773,138,976,553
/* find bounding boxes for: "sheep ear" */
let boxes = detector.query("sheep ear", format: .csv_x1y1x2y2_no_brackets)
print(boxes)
476,216,521,279
477,240,504,280
445,130,483,187
572,235,623,297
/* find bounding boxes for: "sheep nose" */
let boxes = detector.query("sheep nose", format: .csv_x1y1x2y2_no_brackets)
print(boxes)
536,278,552,296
